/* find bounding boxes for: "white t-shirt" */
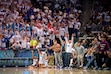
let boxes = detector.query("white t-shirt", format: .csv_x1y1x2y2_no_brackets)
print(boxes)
26,31,31,37
65,43,75,53
45,39,50,45
39,52,48,65
1,41,6,48
20,31,26,37
12,34,21,42
59,27,66,36
68,21,73,28
36,43,42,49
37,28,44,36
49,34,55,40
44,31,49,36
39,37,45,45
26,42,30,49
13,43,21,49
65,25,69,33
21,40,27,48
74,22,81,30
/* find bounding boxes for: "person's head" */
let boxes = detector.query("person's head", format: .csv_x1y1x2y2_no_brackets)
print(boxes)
54,40,57,44
94,37,98,42
82,39,86,44
69,40,72,43
77,41,81,46
87,49,92,54
91,40,95,44
16,41,19,44
15,31,19,35
101,36,106,42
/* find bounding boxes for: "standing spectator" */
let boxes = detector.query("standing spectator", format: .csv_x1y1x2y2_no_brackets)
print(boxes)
39,35,45,48
59,34,66,68
59,24,66,40
68,19,74,40
64,34,74,68
75,41,84,67
92,38,100,69
97,35,110,70
1,35,7,49
21,36,28,49
74,19,81,38
12,31,21,42
11,41,22,50
37,40,48,68
30,37,37,48
84,48,94,69
11,41,22,57
46,40,63,69
20,29,26,37
83,38,99,69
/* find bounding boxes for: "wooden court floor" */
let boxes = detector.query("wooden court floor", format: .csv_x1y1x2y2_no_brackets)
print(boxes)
0,67,111,74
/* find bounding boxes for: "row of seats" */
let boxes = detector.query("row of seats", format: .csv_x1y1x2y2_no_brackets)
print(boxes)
0,49,39,67
0,49,39,58
0,50,14,58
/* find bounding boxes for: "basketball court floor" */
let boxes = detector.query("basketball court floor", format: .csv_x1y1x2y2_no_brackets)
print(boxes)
0,67,111,74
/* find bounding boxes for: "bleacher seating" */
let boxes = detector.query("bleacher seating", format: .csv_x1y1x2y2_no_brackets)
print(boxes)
0,49,39,67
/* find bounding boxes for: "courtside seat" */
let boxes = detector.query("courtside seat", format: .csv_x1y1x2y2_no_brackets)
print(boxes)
0,50,4,58
0,49,38,67
0,50,15,58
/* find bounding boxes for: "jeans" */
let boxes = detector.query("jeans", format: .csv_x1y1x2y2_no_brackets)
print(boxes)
64,53,72,67
85,58,97,68
95,53,99,68
85,57,97,68
62,52,66,67
74,29,79,38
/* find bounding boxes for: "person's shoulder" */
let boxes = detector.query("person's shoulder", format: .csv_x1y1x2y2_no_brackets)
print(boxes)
57,43,61,46
81,45,84,48
105,41,109,44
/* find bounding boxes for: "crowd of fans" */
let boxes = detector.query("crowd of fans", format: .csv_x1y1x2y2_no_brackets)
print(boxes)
0,0,111,70
0,0,82,48
84,0,111,36
82,0,111,70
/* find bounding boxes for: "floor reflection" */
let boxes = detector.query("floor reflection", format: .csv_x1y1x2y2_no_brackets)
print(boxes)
0,68,111,74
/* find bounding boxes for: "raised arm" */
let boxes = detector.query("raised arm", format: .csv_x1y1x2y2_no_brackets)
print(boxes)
58,34,64,45
71,34,74,45
65,33,69,44
11,43,15,49
37,48,41,55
